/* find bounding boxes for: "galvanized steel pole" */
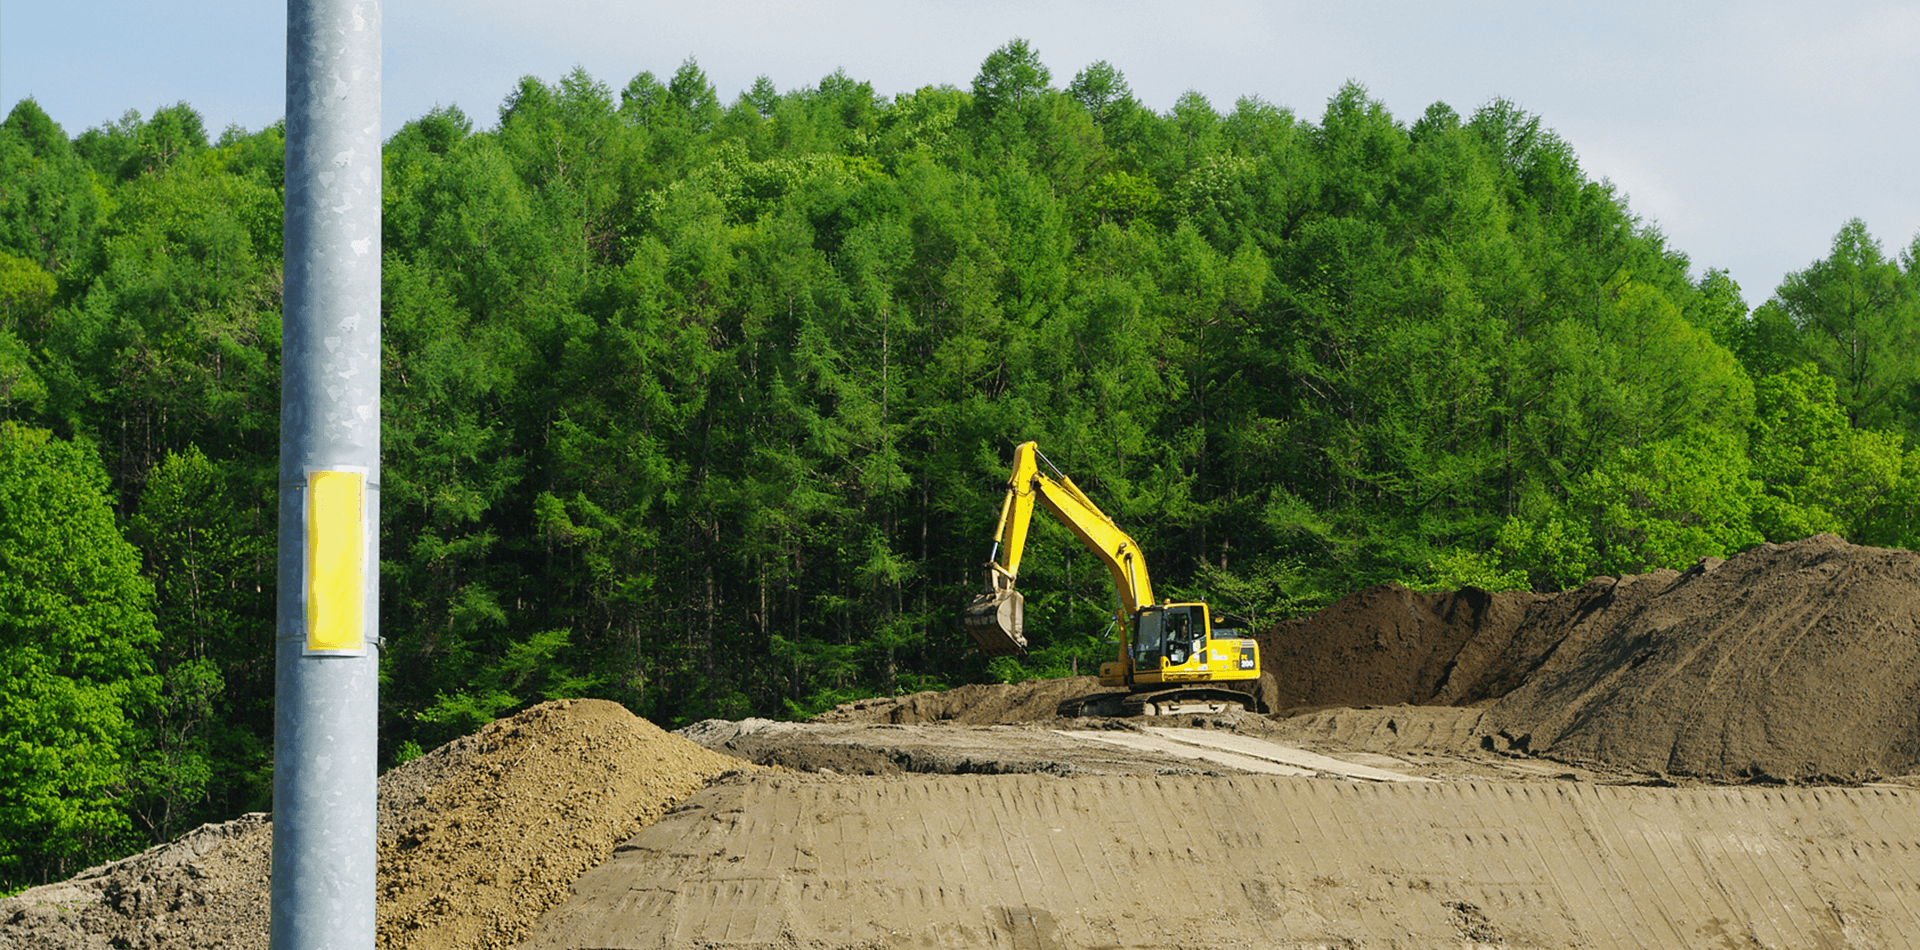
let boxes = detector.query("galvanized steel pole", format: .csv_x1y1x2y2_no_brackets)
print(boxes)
275,1,380,947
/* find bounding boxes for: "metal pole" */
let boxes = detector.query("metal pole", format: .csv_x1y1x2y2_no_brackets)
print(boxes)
274,1,380,948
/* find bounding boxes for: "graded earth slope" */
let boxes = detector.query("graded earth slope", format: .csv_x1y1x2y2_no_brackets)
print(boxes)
520,771,1920,950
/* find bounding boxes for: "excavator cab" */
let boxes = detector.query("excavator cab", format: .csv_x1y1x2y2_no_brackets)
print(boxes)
1133,604,1206,670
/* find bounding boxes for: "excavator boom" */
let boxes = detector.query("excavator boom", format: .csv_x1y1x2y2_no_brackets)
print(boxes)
963,442,1153,656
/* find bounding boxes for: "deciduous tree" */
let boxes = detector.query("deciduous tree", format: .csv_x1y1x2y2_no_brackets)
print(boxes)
0,424,159,888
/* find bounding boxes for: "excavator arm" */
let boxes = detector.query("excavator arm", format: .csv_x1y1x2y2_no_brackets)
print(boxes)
963,442,1154,656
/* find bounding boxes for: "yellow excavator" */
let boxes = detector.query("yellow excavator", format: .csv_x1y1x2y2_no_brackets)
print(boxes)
963,441,1267,715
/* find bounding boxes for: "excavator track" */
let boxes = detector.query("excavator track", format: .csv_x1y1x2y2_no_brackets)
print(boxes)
1066,684,1265,717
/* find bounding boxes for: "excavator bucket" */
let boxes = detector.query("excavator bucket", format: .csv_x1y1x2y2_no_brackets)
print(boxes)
964,585,1027,656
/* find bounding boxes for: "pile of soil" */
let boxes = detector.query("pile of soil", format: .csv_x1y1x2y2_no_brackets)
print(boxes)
1254,583,1550,710
376,698,750,949
0,698,750,950
1484,536,1920,781
1243,563,1690,713
0,813,272,950
813,676,1108,725
1258,535,1920,780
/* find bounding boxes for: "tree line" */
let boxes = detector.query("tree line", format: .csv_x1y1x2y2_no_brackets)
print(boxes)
3,39,1918,887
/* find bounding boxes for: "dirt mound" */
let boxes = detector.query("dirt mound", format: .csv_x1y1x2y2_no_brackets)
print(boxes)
1484,536,1920,781
0,698,750,950
1247,562,1714,713
1258,535,1920,781
1253,584,1550,710
0,813,271,950
377,698,752,950
677,718,914,774
812,676,1107,724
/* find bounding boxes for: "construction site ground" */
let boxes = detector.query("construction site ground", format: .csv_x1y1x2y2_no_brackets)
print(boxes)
9,535,1920,949
567,705,1920,950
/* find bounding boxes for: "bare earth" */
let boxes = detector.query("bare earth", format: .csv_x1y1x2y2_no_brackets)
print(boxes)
9,535,1920,949
525,772,1920,949
0,700,752,950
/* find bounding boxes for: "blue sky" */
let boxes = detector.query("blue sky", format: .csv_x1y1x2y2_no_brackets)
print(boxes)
5,0,1916,305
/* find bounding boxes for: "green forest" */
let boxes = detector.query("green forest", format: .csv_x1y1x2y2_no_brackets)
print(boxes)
4,40,1919,888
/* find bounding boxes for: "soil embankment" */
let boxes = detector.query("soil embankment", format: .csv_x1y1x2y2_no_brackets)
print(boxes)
1255,582,1550,709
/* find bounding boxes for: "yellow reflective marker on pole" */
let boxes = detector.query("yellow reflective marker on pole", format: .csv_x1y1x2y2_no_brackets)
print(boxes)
306,468,366,654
